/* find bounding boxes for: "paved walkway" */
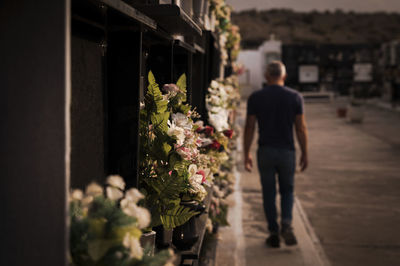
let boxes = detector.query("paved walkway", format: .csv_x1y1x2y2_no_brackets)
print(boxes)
215,99,400,266
296,102,400,266
215,102,329,266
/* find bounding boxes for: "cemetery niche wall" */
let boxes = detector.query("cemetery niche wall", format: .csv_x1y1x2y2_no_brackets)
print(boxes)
69,0,241,266
1,0,241,264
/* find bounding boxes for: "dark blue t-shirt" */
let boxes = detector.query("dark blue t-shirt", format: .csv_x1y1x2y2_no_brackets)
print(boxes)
247,85,304,151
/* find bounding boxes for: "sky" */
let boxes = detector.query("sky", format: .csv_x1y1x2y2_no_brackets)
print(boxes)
226,0,400,13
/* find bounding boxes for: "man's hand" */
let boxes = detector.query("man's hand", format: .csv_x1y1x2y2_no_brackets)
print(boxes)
245,154,253,172
295,114,308,172
300,153,308,172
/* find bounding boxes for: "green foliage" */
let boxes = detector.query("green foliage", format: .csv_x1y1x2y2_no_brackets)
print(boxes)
176,73,187,100
160,205,199,229
145,71,168,114
89,197,136,228
211,203,229,227
168,73,191,114
179,104,191,115
145,171,188,201
150,112,170,135
139,71,198,229
70,196,138,266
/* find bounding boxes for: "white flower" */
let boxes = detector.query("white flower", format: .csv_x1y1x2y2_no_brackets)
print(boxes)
210,80,219,89
200,138,213,147
167,121,186,146
209,95,221,105
209,106,224,114
106,186,124,201
81,195,93,207
121,200,151,229
208,113,229,132
194,120,204,128
124,188,144,204
189,181,207,201
190,174,204,185
139,101,145,110
106,175,125,190
163,84,181,94
225,85,234,94
188,164,198,177
171,113,192,130
123,233,143,259
85,182,103,197
70,189,83,201
135,206,151,229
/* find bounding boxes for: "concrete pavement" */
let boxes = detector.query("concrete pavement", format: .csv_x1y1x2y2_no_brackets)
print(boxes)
215,99,400,266
296,102,400,266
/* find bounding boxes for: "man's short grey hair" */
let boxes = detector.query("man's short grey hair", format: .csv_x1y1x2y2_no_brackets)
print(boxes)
265,61,286,78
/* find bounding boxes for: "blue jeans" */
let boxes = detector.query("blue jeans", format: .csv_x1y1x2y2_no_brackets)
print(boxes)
257,146,296,233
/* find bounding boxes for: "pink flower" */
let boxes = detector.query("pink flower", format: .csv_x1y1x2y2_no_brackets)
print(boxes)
196,170,206,183
196,139,203,146
162,84,180,93
176,145,192,160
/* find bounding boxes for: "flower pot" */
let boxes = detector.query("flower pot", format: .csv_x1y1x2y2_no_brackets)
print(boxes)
140,231,156,256
212,221,220,234
172,216,199,250
172,201,205,250
348,105,364,123
337,107,347,118
154,225,173,249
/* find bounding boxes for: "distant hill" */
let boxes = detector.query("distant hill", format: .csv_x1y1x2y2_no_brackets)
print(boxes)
231,9,400,49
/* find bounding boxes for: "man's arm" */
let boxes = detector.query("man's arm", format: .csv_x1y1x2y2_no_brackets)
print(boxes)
295,114,308,171
244,114,256,172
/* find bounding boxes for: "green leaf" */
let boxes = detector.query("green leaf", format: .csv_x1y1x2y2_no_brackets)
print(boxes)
173,160,190,176
160,205,199,229
146,71,168,113
176,73,187,93
176,73,187,103
88,218,107,238
179,104,191,114
111,225,142,241
150,112,170,134
87,239,115,261
148,171,187,200
148,71,157,86
162,142,172,157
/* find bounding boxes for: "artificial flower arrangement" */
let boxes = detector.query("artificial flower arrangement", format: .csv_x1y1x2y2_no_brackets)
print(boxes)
69,175,172,266
209,0,231,32
139,72,212,230
203,75,242,231
139,70,241,234
209,0,241,65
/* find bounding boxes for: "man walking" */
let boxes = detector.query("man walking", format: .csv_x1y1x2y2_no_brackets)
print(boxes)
244,61,308,248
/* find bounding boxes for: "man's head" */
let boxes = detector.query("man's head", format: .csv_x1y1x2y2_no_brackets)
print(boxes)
265,61,287,85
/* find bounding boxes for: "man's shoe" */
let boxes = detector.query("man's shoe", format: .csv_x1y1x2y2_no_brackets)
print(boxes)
281,226,297,246
265,233,280,248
